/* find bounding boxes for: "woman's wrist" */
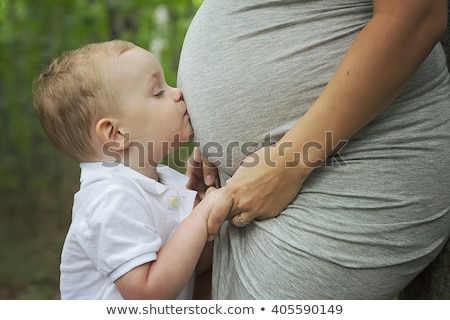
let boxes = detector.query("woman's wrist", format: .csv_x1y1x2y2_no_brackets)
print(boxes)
274,131,320,178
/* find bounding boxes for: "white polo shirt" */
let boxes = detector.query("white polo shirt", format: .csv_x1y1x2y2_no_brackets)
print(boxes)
60,162,197,299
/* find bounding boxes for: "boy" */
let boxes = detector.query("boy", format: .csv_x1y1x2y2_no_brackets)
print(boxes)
32,40,216,299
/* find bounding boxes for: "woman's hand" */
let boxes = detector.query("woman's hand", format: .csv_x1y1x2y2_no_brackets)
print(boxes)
207,143,314,238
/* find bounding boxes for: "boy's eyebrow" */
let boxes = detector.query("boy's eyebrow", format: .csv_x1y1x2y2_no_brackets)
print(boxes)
147,70,163,85
151,70,163,79
146,72,162,92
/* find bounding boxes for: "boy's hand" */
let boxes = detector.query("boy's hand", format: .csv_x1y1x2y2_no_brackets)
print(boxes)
186,147,219,202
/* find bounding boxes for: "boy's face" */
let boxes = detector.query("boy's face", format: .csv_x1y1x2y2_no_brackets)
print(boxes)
110,46,193,163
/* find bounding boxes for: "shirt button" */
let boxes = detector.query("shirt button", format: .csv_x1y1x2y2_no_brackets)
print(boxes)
169,196,179,208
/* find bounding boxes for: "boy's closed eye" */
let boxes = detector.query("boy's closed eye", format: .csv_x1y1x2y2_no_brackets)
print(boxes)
154,90,165,97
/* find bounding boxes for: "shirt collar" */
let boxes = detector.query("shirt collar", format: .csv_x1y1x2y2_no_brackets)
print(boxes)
79,161,147,182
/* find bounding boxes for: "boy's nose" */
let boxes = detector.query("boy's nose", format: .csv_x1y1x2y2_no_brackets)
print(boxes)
172,87,183,101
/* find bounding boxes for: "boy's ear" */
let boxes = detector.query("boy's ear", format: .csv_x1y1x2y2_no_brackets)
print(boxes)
95,118,130,151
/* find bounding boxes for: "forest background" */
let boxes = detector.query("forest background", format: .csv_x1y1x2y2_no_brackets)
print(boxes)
0,0,202,299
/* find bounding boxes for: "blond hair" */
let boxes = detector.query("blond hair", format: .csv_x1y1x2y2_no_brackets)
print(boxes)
32,40,135,162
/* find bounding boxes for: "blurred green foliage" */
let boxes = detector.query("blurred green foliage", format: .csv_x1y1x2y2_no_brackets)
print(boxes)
0,0,201,299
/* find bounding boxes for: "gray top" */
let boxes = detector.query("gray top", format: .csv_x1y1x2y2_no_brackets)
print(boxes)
178,0,450,299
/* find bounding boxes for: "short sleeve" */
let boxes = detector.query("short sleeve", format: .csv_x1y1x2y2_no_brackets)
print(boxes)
74,180,162,282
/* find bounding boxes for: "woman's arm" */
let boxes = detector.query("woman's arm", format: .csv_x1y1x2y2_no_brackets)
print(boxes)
115,189,219,299
207,0,448,236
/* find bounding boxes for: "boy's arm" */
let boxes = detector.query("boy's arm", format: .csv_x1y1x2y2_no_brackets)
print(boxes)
115,189,219,299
